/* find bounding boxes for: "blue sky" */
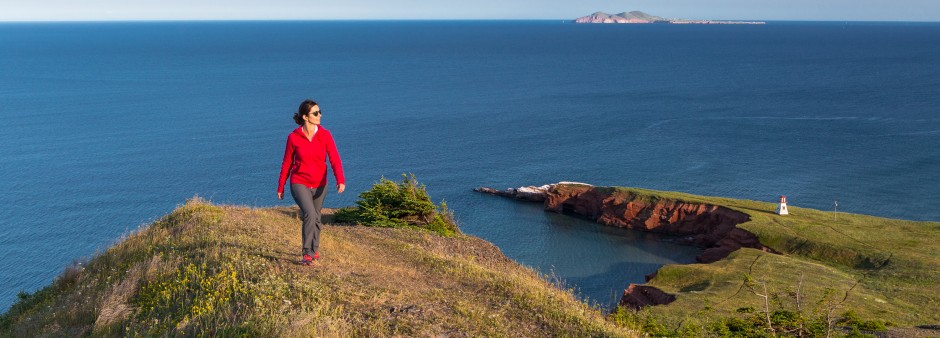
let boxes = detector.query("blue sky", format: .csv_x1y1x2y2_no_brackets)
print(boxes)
1,0,938,22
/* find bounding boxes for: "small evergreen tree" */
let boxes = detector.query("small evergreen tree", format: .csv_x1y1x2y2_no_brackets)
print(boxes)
335,174,459,237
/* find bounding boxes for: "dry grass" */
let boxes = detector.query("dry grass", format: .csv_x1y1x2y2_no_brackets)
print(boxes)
1,198,636,337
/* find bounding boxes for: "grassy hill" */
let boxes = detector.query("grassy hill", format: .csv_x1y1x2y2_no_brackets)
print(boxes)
0,198,634,337
4,181,939,337
579,186,940,336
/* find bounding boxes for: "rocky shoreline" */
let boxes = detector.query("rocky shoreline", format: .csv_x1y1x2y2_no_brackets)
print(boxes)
475,182,778,310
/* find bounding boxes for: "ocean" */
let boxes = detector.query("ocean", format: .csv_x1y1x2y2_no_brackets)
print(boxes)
1,20,938,311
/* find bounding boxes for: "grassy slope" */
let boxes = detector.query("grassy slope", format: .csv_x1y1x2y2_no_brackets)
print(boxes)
0,198,634,337
597,186,940,328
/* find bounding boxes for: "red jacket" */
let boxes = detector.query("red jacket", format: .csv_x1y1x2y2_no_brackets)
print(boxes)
278,126,345,193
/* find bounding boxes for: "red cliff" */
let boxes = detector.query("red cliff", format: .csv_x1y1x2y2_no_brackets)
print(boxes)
475,182,780,310
542,184,776,263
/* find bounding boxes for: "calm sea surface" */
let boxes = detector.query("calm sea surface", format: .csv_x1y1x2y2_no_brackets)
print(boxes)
1,21,939,311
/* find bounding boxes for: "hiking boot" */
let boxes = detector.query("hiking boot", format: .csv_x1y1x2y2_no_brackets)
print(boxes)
300,254,313,266
313,252,320,261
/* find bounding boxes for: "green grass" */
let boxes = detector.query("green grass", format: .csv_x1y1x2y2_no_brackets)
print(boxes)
556,184,940,333
0,198,635,337
4,184,938,337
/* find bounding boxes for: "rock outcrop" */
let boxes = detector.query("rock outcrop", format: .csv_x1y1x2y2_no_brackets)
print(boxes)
476,183,776,263
475,182,779,310
474,185,548,202
620,284,677,310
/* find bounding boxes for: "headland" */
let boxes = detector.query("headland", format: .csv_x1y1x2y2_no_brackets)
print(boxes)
477,182,940,333
0,198,631,336
4,182,940,336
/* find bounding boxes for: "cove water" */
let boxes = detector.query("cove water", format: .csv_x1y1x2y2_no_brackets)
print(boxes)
1,21,939,311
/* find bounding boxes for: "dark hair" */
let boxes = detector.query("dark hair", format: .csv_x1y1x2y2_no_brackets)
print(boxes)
293,99,318,125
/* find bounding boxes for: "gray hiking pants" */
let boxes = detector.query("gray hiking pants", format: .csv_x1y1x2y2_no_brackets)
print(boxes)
290,184,327,255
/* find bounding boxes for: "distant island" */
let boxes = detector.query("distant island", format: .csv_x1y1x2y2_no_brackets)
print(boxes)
575,11,766,25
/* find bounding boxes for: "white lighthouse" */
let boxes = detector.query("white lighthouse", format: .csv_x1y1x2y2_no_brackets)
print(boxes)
776,195,789,215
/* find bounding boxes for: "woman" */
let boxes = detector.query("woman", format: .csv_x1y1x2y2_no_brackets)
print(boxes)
278,99,346,266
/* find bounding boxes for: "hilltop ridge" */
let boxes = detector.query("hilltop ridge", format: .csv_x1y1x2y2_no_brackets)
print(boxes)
5,182,940,336
0,198,633,336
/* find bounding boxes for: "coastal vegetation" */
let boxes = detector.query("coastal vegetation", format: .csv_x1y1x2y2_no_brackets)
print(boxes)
334,174,458,237
0,177,632,337
3,177,939,337
613,186,938,326
486,183,940,337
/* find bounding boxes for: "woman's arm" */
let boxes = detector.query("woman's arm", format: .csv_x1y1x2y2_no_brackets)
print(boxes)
325,131,345,193
277,136,295,199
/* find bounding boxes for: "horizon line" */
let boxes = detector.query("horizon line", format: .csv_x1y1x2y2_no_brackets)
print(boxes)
2,18,939,24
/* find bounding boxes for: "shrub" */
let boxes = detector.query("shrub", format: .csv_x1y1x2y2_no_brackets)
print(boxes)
609,306,644,331
610,306,705,337
839,310,889,332
335,174,459,237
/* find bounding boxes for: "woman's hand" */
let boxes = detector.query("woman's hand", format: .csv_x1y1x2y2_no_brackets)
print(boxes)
278,192,284,200
337,183,346,194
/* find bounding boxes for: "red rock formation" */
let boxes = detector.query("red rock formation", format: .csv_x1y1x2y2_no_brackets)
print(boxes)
620,284,676,310
542,184,776,263
476,182,781,310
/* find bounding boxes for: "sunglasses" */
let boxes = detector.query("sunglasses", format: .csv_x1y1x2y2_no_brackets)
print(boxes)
310,110,321,117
